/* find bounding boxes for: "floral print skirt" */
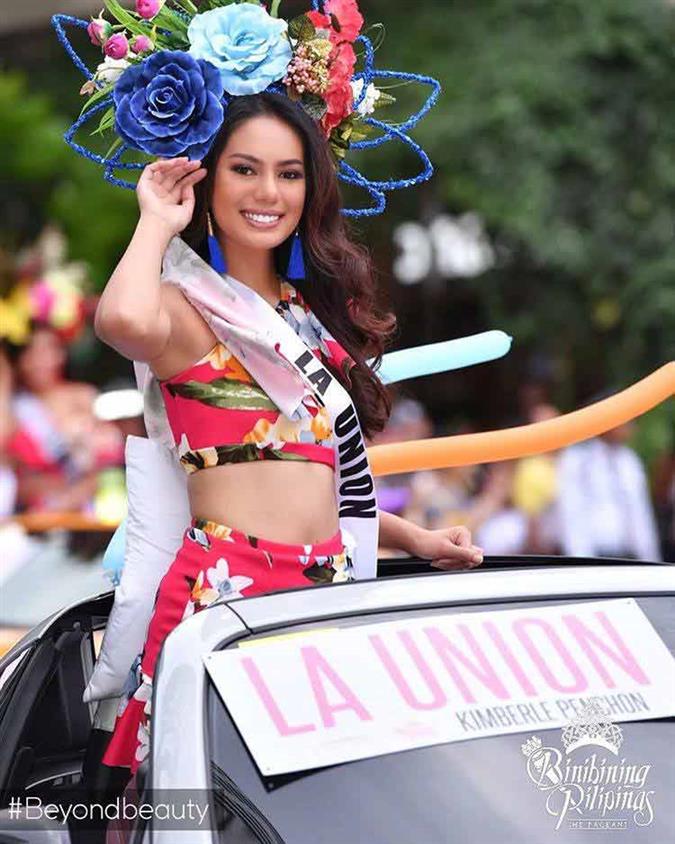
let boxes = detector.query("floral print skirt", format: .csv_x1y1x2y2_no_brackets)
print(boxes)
101,517,353,772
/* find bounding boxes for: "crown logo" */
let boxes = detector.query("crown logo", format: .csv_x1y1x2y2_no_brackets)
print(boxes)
561,698,623,755
521,735,543,758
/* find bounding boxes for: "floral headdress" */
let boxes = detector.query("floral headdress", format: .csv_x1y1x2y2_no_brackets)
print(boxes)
52,1,440,217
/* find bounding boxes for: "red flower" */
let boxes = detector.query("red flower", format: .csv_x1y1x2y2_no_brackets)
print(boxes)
307,10,331,31
321,41,356,134
307,1,363,45
325,0,364,43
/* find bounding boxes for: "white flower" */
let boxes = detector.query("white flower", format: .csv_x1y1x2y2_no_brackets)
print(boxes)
351,79,381,116
95,56,131,85
132,674,154,716
135,721,150,763
207,557,253,598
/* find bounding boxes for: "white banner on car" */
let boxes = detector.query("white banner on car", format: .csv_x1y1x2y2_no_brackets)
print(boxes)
204,598,675,776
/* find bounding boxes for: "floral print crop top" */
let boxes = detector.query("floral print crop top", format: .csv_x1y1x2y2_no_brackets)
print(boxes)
160,281,356,475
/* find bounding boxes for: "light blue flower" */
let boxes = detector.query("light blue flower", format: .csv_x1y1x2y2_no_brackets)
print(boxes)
188,4,292,96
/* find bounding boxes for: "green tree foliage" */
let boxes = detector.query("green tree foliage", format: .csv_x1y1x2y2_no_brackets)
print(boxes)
0,71,136,290
364,0,675,398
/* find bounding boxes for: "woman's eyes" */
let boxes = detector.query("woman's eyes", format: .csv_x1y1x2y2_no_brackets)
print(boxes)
230,165,304,180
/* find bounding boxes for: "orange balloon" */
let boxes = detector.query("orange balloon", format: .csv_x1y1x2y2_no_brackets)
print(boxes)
368,362,675,476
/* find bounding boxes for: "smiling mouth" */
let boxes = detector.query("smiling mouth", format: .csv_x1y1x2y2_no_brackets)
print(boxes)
241,211,284,226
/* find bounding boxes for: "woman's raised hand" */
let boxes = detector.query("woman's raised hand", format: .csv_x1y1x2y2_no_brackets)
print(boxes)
136,157,207,237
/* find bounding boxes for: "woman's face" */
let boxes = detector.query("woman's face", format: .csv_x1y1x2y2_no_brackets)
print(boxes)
211,114,307,253
16,327,66,392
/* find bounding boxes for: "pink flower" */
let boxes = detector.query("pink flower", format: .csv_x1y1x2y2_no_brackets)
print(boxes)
135,0,164,19
131,34,154,55
86,16,112,47
103,33,130,60
324,0,364,43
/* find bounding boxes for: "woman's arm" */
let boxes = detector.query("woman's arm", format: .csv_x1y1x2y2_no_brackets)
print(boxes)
379,509,484,569
95,157,206,362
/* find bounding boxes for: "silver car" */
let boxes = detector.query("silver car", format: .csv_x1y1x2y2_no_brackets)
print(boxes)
1,556,674,842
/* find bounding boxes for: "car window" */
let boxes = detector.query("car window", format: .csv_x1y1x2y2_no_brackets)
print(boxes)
207,596,675,843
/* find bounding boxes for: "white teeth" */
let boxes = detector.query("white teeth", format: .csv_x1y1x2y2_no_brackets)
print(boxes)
243,212,280,224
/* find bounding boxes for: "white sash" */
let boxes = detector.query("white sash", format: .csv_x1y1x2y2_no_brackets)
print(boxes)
135,236,379,579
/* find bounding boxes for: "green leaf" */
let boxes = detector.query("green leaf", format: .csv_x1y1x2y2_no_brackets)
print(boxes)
103,135,124,159
91,105,116,136
79,83,115,118
168,0,198,14
301,93,327,122
103,1,147,37
374,91,396,109
191,0,237,11
165,379,278,411
153,7,190,37
288,14,316,42
349,120,377,142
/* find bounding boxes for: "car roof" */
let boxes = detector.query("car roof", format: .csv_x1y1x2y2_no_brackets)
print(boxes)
223,562,675,633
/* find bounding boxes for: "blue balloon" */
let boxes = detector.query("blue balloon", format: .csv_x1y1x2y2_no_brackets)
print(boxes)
373,331,512,384
102,518,127,587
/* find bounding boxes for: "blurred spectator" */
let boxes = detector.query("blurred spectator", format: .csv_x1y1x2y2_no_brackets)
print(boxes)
0,350,17,516
0,226,124,514
405,463,479,530
371,396,433,518
555,423,662,561
510,401,561,555
3,327,124,513
473,462,528,555
473,401,561,557
652,451,675,562
92,379,146,525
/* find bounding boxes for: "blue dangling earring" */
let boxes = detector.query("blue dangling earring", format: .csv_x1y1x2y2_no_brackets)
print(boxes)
207,211,227,273
286,229,305,280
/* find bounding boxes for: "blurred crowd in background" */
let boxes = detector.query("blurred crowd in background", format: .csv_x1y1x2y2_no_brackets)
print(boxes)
374,396,674,563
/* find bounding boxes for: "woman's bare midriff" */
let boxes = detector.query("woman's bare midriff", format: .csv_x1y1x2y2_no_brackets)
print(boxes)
152,287,340,545
187,460,340,545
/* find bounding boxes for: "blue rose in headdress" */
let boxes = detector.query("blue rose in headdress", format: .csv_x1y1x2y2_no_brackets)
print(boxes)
187,4,292,96
113,50,224,158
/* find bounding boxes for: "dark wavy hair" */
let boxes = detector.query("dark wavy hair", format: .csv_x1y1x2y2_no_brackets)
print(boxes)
181,93,394,437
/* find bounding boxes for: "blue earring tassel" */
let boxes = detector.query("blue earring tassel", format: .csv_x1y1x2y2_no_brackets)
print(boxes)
208,233,227,273
287,231,305,280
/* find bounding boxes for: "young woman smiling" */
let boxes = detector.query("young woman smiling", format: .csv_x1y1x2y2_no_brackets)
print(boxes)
95,93,483,772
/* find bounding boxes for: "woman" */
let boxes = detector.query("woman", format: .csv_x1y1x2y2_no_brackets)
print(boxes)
96,93,483,771
4,326,123,513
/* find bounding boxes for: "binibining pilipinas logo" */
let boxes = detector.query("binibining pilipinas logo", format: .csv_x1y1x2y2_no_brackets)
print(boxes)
521,698,655,831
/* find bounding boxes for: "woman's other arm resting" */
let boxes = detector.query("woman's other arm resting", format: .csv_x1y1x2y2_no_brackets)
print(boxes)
379,509,484,569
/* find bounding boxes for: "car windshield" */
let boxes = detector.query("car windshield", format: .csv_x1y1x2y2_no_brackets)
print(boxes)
208,595,675,843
